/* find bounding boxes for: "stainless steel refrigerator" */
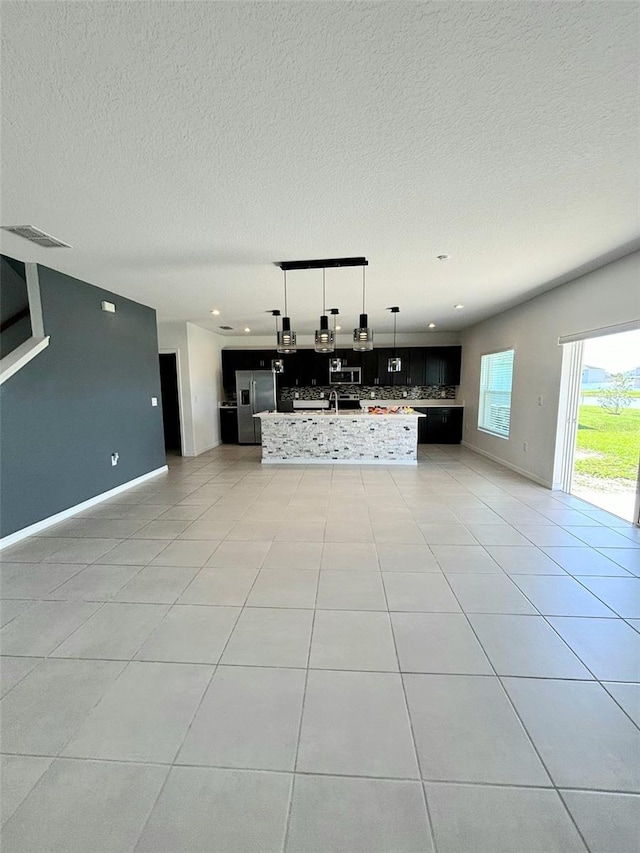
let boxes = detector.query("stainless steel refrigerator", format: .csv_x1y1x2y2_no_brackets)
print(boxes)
236,370,277,444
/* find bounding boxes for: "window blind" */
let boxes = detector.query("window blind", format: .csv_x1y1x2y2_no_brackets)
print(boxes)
478,349,515,438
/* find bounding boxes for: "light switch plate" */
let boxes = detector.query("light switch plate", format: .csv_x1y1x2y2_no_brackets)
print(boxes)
151,397,158,406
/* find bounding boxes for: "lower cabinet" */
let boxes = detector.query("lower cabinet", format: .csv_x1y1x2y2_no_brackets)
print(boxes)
220,407,239,443
416,407,463,444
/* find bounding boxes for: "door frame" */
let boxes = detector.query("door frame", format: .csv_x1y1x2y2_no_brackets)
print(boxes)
159,348,187,457
555,328,640,526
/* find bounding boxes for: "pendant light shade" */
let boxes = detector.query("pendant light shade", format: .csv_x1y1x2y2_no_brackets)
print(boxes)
314,269,335,353
387,307,401,372
277,271,297,354
353,267,373,351
329,310,342,370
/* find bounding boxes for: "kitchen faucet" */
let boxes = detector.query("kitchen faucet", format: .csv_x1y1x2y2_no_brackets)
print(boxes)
329,389,339,414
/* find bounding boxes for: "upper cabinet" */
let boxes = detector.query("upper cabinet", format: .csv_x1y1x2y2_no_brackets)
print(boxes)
425,346,461,386
222,345,461,392
364,346,460,387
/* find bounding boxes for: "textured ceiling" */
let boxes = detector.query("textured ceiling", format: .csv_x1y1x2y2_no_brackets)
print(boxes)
1,1,638,336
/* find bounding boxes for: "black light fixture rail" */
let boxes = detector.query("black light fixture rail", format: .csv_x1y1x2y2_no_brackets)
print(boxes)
276,257,368,271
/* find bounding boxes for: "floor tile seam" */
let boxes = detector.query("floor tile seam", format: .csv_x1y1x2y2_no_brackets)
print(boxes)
148,560,252,733
586,548,639,574
35,655,131,765
382,566,439,853
25,563,92,598
0,656,45,701
41,563,150,603
545,573,627,618
282,558,321,853
436,572,571,802
10,654,625,681
597,681,640,734
536,613,611,682
494,668,613,853
38,598,113,662
89,536,175,568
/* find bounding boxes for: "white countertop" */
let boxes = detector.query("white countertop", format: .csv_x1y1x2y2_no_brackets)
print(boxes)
255,410,423,419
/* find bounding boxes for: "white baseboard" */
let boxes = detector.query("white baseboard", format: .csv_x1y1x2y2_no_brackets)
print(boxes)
0,465,168,550
460,441,552,489
261,457,418,466
195,439,222,455
183,440,222,458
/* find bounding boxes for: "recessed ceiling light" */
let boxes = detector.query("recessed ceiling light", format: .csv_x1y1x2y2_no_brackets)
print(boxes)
210,309,220,315
437,254,450,261
335,325,341,331
428,323,436,329
244,327,251,332
454,304,464,309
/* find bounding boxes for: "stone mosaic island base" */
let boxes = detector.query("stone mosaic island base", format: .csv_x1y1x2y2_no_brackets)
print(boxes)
255,411,424,465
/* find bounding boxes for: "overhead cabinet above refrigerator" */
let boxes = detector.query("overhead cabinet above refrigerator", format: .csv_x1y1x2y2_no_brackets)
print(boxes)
236,370,276,444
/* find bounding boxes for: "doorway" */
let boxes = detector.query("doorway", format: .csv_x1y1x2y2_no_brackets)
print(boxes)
159,353,182,455
561,329,640,523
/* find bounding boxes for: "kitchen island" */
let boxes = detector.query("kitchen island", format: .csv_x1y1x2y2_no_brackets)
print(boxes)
254,410,424,464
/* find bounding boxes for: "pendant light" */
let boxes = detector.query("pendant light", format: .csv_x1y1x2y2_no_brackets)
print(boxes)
277,270,297,354
329,309,342,371
353,265,373,351
269,311,285,373
314,269,335,353
387,307,402,372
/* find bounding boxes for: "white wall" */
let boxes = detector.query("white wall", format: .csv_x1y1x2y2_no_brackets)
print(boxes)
187,322,223,454
157,321,224,456
459,251,640,487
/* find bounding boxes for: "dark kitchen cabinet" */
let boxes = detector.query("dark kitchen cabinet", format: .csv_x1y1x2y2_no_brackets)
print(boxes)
222,350,248,394
379,348,409,386
408,348,426,386
360,350,378,385
425,347,461,386
219,407,239,443
415,409,429,443
293,350,332,387
222,349,283,394
419,407,463,444
361,348,407,386
223,345,461,393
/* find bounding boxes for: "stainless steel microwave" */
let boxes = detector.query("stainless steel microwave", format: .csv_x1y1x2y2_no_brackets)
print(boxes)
329,367,361,385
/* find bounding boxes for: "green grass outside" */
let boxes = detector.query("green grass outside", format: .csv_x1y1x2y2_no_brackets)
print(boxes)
581,389,640,398
575,405,640,480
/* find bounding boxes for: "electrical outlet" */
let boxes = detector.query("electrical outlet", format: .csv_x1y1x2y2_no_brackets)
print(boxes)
294,392,299,399
523,442,528,452
151,397,158,407
111,452,119,466
538,396,544,406
402,391,408,398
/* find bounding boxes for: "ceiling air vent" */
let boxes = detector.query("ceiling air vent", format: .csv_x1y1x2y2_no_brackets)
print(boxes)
219,325,234,330
1,225,72,248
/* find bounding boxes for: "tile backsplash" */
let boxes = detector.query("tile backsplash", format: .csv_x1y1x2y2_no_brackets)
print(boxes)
280,385,456,400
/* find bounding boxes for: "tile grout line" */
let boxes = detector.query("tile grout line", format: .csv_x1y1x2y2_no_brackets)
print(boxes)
281,542,321,853
382,565,440,853
2,748,639,796
438,571,595,853
127,566,252,853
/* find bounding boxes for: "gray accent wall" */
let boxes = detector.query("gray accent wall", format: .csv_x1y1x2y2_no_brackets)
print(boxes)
0,260,166,538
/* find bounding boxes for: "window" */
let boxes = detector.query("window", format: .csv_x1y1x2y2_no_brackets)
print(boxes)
478,349,515,438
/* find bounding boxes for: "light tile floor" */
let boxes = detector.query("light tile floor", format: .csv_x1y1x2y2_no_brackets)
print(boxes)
1,444,639,853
